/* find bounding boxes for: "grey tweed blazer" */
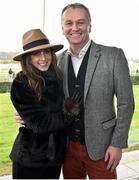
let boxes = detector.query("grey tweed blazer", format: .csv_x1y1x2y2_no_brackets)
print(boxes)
57,41,134,160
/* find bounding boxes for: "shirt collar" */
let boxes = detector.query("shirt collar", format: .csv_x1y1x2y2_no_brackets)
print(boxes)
67,39,91,58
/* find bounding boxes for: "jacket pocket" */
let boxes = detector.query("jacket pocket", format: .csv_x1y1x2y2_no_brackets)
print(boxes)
102,117,116,129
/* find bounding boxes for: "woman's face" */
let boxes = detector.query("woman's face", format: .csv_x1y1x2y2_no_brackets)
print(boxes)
30,48,52,71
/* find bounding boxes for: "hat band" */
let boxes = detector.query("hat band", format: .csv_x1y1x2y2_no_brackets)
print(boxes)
23,39,50,51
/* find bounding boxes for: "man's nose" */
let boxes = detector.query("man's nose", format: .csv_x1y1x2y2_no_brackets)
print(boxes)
72,23,79,30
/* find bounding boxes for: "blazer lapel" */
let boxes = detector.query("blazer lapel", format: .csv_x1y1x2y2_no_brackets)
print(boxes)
84,41,101,103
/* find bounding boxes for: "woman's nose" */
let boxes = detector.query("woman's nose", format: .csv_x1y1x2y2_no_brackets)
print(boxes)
40,52,46,59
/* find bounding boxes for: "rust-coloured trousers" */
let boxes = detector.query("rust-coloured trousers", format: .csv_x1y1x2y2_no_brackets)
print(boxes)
62,141,117,179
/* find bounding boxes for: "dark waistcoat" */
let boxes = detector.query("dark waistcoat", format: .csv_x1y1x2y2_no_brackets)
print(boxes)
68,45,91,144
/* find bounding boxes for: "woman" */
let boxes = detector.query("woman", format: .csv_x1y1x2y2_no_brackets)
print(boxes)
10,29,78,179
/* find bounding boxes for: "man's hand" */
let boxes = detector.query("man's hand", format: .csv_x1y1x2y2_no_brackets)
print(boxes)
15,111,25,127
105,145,122,172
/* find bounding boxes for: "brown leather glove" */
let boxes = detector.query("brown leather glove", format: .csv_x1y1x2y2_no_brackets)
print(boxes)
63,91,82,116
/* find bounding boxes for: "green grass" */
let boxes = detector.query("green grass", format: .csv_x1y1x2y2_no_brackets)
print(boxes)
128,85,139,145
0,85,139,175
0,93,18,162
0,93,18,175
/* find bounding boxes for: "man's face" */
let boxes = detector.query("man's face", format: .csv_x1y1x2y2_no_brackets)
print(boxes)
61,7,91,47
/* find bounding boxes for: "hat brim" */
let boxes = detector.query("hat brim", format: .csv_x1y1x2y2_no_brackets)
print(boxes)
13,44,63,61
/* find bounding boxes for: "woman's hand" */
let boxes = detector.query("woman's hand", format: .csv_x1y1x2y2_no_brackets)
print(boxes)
63,91,82,116
15,111,25,127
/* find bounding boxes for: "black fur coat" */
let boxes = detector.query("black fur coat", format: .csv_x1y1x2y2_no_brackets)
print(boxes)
10,69,72,167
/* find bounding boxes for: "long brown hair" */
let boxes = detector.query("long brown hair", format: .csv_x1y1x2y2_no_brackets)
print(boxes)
18,50,62,101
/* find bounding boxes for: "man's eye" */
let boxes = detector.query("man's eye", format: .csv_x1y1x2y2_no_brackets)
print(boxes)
78,21,85,25
65,22,72,26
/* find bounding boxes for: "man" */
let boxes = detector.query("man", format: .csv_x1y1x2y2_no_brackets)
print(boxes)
15,3,134,179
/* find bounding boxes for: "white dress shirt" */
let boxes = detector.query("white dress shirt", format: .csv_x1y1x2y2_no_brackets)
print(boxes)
67,40,91,77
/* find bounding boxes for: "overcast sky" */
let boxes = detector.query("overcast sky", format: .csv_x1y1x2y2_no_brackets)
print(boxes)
0,0,139,59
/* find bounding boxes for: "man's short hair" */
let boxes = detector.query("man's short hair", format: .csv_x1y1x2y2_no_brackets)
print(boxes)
61,3,91,23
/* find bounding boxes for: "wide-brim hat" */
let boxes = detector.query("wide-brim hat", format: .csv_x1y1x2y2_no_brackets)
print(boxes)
13,29,64,61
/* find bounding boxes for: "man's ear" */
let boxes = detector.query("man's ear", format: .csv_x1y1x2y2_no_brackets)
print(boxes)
89,24,92,32
61,24,65,35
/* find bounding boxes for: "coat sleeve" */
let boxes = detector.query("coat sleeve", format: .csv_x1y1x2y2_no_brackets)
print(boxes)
110,48,134,148
10,80,73,134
